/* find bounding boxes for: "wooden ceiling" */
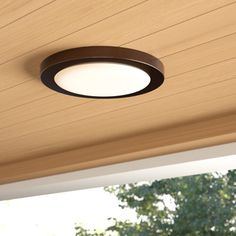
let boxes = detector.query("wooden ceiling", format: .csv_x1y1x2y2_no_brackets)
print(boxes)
0,0,236,184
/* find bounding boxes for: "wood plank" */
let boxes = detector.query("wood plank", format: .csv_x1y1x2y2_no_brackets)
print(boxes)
0,0,54,28
125,2,236,57
161,33,236,77
0,30,234,159
0,112,235,184
0,58,235,137
0,0,145,64
0,78,235,163
0,30,235,164
0,30,235,120
0,2,235,114
0,93,90,128
0,1,236,183
1,0,234,89
0,57,235,129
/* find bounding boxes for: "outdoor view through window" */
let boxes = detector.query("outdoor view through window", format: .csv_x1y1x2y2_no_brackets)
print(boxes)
0,170,235,236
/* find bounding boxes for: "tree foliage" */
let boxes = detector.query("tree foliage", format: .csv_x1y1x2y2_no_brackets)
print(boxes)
75,170,236,236
75,225,105,236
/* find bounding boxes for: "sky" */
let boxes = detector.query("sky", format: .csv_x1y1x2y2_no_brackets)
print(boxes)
0,187,137,236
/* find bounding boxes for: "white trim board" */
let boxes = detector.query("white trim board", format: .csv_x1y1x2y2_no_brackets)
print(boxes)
0,142,236,200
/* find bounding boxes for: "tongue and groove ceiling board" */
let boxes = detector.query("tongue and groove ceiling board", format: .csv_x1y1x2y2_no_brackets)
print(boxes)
0,0,236,184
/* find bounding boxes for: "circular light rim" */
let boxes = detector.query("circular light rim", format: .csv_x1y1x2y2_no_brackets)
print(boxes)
40,46,164,99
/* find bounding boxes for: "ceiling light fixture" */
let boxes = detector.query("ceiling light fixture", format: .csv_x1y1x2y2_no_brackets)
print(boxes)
40,46,164,98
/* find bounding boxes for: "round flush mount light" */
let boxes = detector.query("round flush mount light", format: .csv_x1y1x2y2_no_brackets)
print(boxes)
40,46,164,99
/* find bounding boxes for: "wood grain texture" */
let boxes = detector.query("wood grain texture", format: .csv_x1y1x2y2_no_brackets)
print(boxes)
1,33,236,161
0,112,235,184
1,21,236,120
1,78,235,162
0,0,145,65
1,0,234,89
0,64,236,143
0,0,236,183
0,0,55,28
0,58,235,131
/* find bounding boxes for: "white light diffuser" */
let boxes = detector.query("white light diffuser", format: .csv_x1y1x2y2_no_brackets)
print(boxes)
54,62,151,97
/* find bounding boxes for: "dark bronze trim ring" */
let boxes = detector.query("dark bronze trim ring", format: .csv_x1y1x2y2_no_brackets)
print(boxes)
40,46,164,99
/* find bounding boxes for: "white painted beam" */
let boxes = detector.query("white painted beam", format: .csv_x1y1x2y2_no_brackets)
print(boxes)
0,142,235,200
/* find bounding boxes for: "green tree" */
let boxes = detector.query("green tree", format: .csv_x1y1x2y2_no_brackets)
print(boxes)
75,170,236,236
75,225,105,236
